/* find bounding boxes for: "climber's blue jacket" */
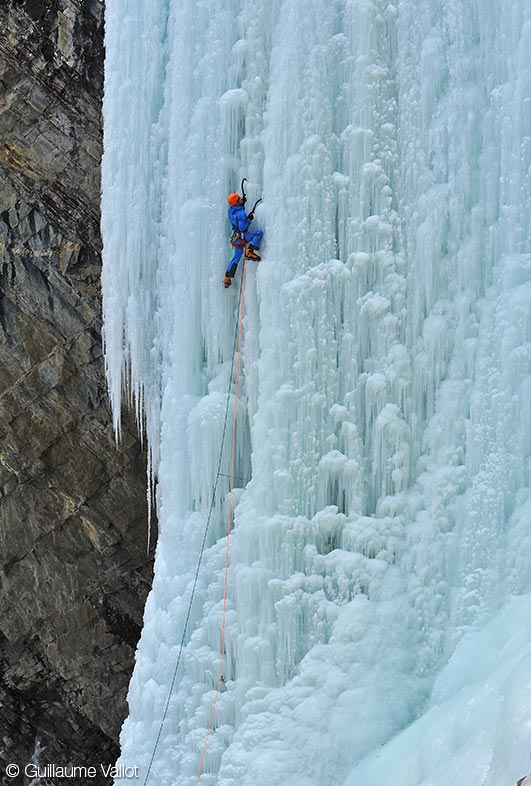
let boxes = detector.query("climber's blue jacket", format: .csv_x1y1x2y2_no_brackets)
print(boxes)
228,204,252,233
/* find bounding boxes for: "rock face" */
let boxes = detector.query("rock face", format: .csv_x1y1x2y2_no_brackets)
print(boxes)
0,2,152,781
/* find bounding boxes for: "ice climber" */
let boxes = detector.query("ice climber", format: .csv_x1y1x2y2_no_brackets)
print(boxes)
224,192,263,288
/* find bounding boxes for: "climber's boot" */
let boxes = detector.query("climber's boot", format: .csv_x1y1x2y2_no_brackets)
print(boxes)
245,245,261,262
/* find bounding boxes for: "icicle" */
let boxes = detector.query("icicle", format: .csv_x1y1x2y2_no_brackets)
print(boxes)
101,0,531,785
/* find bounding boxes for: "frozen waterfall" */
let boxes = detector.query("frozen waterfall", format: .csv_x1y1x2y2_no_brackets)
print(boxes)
101,1,531,784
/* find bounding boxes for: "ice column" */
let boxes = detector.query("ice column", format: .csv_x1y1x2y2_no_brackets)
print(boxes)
101,1,531,785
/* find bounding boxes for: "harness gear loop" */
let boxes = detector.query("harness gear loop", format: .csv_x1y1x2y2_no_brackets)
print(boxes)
230,229,246,248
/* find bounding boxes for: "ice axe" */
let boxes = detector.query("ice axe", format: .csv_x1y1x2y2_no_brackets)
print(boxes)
240,178,262,217
240,177,262,216
248,197,262,219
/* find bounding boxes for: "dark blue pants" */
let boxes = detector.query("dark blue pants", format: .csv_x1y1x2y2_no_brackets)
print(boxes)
226,229,263,277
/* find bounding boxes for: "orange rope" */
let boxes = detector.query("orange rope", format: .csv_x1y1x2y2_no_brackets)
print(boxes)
194,259,247,784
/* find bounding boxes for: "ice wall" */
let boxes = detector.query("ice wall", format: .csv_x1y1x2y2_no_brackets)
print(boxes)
101,1,531,785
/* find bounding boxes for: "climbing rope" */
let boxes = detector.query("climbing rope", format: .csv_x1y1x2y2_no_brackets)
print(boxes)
142,261,248,786
194,257,248,784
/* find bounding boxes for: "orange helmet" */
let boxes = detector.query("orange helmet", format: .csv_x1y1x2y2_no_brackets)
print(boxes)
227,192,240,206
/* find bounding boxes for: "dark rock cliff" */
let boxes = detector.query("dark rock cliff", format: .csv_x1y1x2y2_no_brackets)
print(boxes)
0,2,152,782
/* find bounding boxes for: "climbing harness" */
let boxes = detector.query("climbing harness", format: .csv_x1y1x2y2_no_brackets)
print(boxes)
230,229,246,248
142,262,248,786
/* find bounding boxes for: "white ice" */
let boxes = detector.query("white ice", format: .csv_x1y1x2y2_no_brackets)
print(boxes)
101,0,531,785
